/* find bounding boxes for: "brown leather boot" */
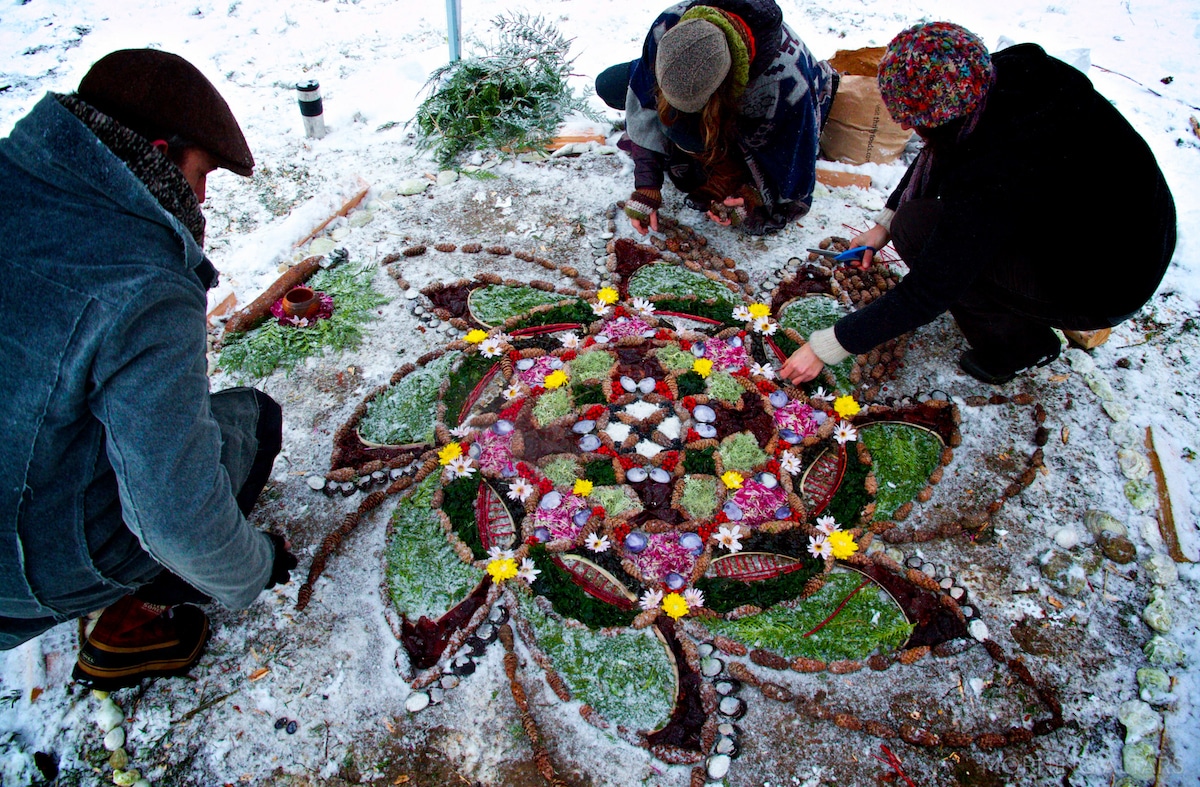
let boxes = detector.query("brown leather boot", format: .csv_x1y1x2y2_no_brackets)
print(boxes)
72,595,209,690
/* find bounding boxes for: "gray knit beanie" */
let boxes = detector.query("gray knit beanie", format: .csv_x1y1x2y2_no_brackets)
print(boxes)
655,18,731,113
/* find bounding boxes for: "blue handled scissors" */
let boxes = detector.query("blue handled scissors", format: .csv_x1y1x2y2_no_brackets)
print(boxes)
806,245,874,262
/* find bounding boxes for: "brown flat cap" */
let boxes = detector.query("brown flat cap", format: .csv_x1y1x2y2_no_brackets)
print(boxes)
79,49,254,176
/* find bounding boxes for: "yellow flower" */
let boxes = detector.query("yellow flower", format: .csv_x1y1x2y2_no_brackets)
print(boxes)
597,287,619,305
833,395,861,418
544,369,569,389
438,442,462,465
693,358,713,378
828,530,858,559
721,470,744,490
661,592,690,620
573,479,594,496
486,557,519,582
464,329,488,344
748,303,771,319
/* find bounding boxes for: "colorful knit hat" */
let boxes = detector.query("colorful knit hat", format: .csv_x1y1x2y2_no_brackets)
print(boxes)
878,22,994,129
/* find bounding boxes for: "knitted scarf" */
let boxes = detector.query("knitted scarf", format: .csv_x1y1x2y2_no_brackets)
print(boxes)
55,93,207,246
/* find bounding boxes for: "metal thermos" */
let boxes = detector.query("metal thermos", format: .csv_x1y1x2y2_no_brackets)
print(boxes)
296,79,326,139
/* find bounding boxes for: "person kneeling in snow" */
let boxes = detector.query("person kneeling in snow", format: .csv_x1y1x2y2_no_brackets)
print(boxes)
595,0,837,235
0,49,297,689
781,22,1176,386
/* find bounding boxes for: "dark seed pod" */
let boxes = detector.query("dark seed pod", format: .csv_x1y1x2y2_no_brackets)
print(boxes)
285,720,298,735
274,717,288,730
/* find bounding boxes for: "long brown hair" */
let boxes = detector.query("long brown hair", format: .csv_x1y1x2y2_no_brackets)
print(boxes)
656,73,740,175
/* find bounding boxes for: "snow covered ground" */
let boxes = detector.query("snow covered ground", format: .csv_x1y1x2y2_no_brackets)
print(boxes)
1,0,1198,784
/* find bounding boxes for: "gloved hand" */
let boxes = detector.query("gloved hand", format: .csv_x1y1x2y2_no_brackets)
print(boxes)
264,532,298,589
624,188,662,235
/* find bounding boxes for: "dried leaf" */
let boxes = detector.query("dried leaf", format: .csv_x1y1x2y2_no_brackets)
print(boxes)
248,666,270,681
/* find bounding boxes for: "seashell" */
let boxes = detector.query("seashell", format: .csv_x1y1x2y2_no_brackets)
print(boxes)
768,390,789,409
468,443,481,459
812,410,828,425
620,376,638,392
534,526,551,542
718,722,741,737
700,657,724,677
516,358,536,371
693,405,716,423
476,623,497,643
756,473,778,489
714,679,741,696
428,687,445,705
466,636,488,657
440,674,460,690
641,329,658,338
696,423,717,439
489,605,509,625
697,642,715,658
579,435,602,452
572,420,596,434
626,467,649,483
715,736,740,758
779,428,801,444
960,604,975,618
405,692,431,713
540,491,563,510
548,358,564,370
624,532,648,553
691,342,706,358
492,420,515,435
573,509,592,527
638,377,656,394
707,754,732,780
306,475,327,491
666,572,686,590
103,727,125,751
774,506,791,520
96,698,123,732
728,336,743,348
722,501,744,521
650,468,671,484
500,465,518,478
450,655,476,676
920,562,937,577
680,532,703,554
717,696,746,719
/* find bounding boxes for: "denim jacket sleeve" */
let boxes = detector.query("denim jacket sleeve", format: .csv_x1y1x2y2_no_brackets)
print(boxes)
89,275,273,609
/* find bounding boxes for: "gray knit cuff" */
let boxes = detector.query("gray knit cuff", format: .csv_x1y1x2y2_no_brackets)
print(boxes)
873,208,896,232
808,326,852,365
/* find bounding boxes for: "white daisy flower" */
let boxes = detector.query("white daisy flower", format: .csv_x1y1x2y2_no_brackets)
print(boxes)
779,452,803,476
639,588,664,611
750,361,776,380
713,524,745,553
590,301,611,317
559,332,581,349
732,305,753,322
833,420,859,445
815,515,839,535
516,557,541,583
683,588,705,609
492,332,513,345
506,478,533,502
631,297,656,316
487,546,515,562
585,533,610,553
809,386,834,403
446,455,476,479
480,337,504,358
753,316,778,335
449,424,474,439
502,382,524,401
807,535,833,559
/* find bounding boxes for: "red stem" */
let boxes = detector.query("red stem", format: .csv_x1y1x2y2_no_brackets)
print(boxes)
872,745,917,787
801,576,871,638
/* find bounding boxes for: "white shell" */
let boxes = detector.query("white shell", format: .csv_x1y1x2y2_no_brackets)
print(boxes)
96,698,124,732
700,657,724,677
306,475,327,491
620,376,638,392
638,377,656,394
405,692,431,713
707,754,732,780
968,620,990,642
103,726,126,751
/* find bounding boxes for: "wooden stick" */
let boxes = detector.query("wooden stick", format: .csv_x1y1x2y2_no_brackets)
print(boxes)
222,255,323,336
294,180,371,249
1145,426,1189,563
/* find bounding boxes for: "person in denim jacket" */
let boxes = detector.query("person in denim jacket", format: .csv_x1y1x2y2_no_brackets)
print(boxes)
0,49,296,689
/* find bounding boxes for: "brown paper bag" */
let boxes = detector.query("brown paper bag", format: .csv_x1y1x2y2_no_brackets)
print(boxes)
820,47,912,165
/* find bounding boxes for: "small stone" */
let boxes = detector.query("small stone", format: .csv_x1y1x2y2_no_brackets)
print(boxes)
308,237,337,256
1103,401,1130,422
441,674,460,690
131,780,151,787
1063,348,1096,373
968,620,989,642
108,747,129,770
103,727,125,751
436,170,459,186
1143,635,1186,667
1040,549,1087,596
96,698,124,732
1084,510,1127,538
1143,554,1178,586
1117,449,1151,481
286,720,298,735
1124,480,1156,510
1142,594,1172,633
274,717,288,730
1137,668,1171,705
406,692,430,713
404,288,420,300
1083,371,1116,401
306,475,326,491
1122,741,1158,783
112,770,141,787
1109,421,1140,448
1053,527,1080,549
1099,532,1137,564
347,211,373,228
395,179,429,196
700,657,724,677
1119,700,1162,744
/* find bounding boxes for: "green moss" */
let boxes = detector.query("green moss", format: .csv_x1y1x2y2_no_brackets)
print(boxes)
589,485,640,517
655,342,695,371
822,447,872,527
443,352,500,427
358,352,460,445
676,371,705,396
718,431,769,474
506,300,596,331
684,446,717,475
516,592,673,731
698,570,913,661
470,285,574,326
860,423,943,519
679,476,718,520
570,350,615,381
706,371,744,403
777,297,856,393
443,474,487,560
583,460,618,486
527,546,637,628
385,475,481,621
628,264,739,306
571,382,606,406
650,296,738,326
696,556,822,613
532,387,573,425
542,456,581,488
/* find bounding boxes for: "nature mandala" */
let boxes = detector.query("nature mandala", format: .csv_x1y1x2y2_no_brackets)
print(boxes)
300,230,1064,784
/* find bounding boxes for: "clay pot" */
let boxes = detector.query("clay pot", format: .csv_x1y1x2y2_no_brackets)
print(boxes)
282,286,319,320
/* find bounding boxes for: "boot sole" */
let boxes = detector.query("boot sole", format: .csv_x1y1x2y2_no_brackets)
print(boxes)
72,612,209,691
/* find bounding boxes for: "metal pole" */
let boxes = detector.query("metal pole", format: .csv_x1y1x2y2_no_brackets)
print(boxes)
446,0,462,62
